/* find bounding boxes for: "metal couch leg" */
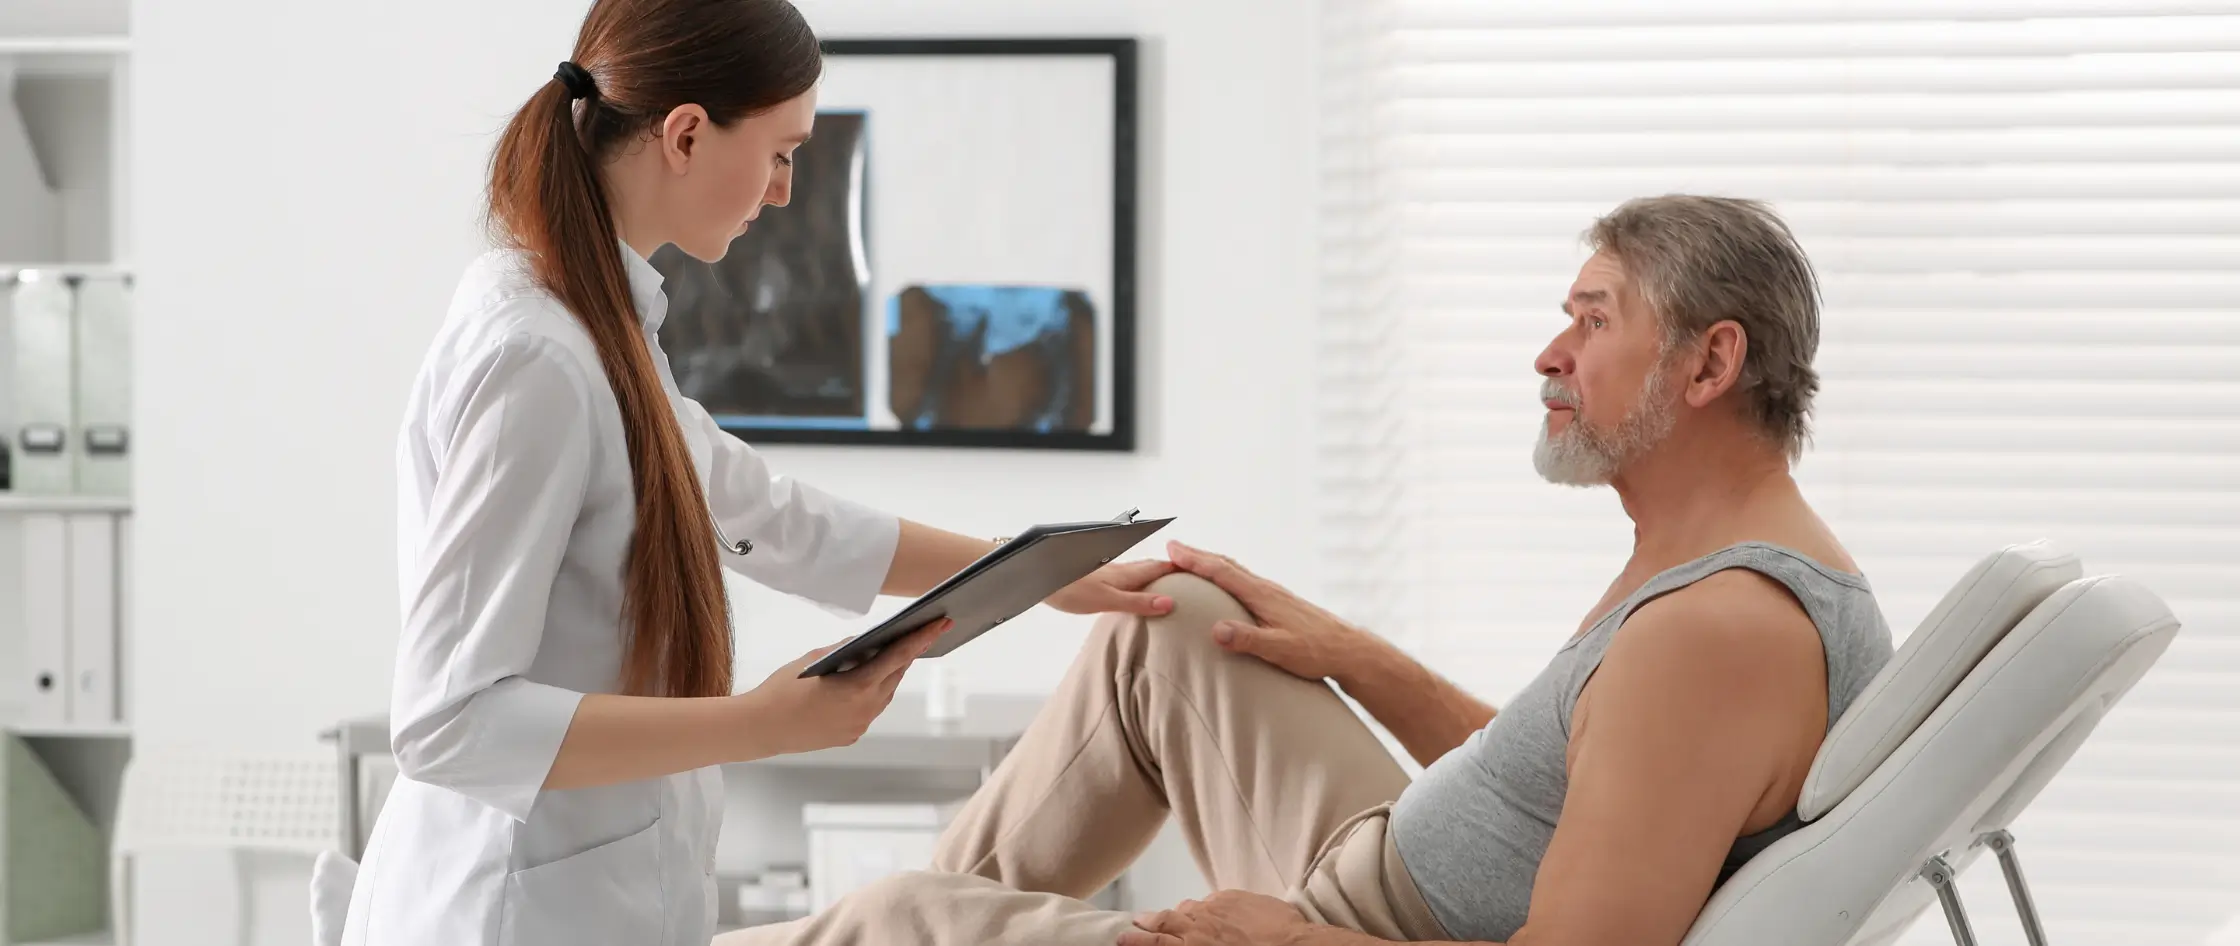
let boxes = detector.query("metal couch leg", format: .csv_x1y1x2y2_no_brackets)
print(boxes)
1921,855,1980,946
1982,830,2051,946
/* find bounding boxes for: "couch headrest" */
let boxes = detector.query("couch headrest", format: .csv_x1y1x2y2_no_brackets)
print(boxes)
1798,540,2081,820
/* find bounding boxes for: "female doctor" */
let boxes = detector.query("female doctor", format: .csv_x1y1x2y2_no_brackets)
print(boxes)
337,1,1175,943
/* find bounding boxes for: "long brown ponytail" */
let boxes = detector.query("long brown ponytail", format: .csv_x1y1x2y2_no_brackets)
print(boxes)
487,0,822,699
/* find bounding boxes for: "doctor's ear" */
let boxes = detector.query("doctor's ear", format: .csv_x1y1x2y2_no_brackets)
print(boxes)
657,104,713,170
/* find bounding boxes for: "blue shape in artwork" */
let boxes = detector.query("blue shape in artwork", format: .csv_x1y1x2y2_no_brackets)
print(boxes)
708,414,873,431
886,286,1076,362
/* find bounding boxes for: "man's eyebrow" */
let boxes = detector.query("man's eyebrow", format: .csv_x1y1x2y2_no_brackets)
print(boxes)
1561,289,1610,316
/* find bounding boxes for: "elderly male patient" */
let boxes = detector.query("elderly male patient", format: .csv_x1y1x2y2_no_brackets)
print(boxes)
718,195,1896,946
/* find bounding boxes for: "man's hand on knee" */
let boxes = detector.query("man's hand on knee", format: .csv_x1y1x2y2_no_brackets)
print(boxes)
1119,890,1314,946
1167,541,1379,682
1168,541,1497,768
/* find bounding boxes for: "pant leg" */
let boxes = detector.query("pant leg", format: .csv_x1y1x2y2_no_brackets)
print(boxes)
1287,805,1452,942
930,572,1412,897
711,816,1451,946
712,873,1133,946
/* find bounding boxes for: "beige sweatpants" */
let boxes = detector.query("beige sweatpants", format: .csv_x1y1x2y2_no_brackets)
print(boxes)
715,573,1450,946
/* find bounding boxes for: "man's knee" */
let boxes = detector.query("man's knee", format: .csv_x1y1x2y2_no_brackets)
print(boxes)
1150,572,1252,625
1093,572,1253,661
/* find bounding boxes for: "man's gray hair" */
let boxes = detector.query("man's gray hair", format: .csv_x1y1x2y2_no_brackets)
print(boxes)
1586,195,1822,462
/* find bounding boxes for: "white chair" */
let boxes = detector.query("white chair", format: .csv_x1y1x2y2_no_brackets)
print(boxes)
1682,541,2184,946
308,716,393,946
110,752,341,946
2206,912,2240,946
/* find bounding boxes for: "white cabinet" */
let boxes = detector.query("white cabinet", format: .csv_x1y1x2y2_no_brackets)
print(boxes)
803,802,966,911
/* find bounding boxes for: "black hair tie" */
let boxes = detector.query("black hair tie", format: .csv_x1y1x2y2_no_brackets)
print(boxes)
554,61,598,101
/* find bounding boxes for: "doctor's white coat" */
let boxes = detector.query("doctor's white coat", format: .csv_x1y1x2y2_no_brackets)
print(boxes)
340,245,898,946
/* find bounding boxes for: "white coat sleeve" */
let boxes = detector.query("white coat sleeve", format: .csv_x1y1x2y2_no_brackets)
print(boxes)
390,334,591,822
687,398,900,615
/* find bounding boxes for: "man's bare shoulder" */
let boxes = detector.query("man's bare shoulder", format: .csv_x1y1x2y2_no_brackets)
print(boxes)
1600,570,1827,699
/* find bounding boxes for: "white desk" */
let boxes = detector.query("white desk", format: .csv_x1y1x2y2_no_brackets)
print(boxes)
319,693,1132,928
321,695,1046,858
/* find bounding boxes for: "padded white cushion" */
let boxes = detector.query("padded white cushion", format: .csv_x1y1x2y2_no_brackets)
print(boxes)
1799,540,2081,820
1682,574,2181,946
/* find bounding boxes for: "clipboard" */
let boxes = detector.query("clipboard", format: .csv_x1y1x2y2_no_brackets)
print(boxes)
799,509,1175,678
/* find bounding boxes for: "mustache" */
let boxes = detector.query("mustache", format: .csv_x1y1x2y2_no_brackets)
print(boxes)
1541,379,1581,408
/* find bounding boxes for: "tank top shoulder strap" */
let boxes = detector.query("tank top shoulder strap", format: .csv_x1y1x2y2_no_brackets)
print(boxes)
1553,542,1864,727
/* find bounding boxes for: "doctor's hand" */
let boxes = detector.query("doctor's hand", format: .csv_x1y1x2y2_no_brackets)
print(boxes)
735,620,950,759
1167,540,1380,684
1045,559,1179,617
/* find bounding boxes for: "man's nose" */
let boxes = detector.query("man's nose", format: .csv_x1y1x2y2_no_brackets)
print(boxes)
1535,339,1574,378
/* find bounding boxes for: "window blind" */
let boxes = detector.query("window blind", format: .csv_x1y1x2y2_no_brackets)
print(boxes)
1316,3,2240,943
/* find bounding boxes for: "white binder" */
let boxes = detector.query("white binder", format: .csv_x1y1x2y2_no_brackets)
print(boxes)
9,274,75,494
65,513,116,724
21,514,70,724
116,514,132,724
0,280,13,490
72,277,131,497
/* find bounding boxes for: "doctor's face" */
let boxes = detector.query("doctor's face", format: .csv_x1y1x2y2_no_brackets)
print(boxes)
664,86,818,263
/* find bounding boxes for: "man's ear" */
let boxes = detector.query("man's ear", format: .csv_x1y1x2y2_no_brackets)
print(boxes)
1685,321,1749,408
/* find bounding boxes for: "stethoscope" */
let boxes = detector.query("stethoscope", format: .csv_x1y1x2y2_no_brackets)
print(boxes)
712,515,753,556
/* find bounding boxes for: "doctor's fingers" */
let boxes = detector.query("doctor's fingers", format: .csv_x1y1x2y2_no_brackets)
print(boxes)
1105,558,1179,590
875,661,912,704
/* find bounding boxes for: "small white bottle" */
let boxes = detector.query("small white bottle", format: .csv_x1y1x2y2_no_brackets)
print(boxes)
923,662,966,723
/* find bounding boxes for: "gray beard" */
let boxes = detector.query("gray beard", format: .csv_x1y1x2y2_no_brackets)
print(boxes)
1533,371,1677,486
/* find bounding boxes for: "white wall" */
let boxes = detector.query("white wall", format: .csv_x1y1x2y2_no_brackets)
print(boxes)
132,0,1315,940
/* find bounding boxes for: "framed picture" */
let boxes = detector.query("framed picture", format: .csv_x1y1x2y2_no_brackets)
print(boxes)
650,38,1139,450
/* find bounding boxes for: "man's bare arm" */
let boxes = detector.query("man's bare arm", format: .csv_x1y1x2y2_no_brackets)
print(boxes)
1331,637,1498,768
1283,926,1500,946
1505,573,1826,945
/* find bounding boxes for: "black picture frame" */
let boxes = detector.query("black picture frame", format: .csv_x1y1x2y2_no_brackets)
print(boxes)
672,37,1139,452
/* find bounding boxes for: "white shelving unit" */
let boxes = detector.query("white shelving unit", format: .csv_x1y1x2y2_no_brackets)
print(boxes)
20,933,111,946
1,3,131,942
4,722,128,740
0,497,128,515
0,38,128,56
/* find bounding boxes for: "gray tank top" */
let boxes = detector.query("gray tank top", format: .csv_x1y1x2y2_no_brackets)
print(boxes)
1387,542,1894,942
